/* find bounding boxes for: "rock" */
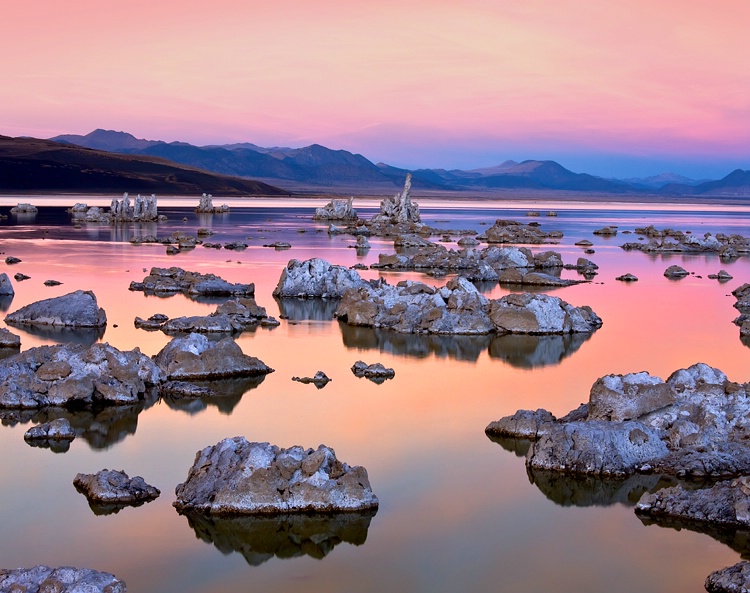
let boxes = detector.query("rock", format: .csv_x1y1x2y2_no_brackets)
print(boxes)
273,258,369,298
5,256,21,264
489,363,750,478
13,272,30,281
708,270,734,281
263,241,292,249
292,371,332,388
488,293,603,335
0,273,13,295
44,279,63,286
153,333,274,380
483,220,563,244
350,235,371,250
129,267,254,297
24,417,76,442
575,239,594,246
0,328,20,349
616,273,638,282
706,561,750,593
498,270,585,287
134,313,170,330
664,264,689,279
156,298,279,335
0,342,164,408
196,193,230,213
0,565,125,593
371,173,420,224
5,290,106,328
110,192,160,221
593,226,617,236
74,469,160,505
351,361,395,382
622,228,750,256
174,438,379,514
314,197,358,220
224,241,249,250
486,409,557,439
10,203,38,213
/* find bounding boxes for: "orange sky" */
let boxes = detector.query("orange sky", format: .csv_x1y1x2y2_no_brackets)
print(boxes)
2,0,749,176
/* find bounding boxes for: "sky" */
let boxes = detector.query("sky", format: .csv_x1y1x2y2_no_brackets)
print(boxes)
2,0,749,179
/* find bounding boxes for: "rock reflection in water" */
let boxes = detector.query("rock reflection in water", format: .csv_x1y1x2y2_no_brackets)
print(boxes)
161,376,267,415
180,509,377,566
638,513,750,559
4,323,105,347
0,295,14,313
276,298,340,321
0,391,158,450
488,333,593,369
485,434,532,458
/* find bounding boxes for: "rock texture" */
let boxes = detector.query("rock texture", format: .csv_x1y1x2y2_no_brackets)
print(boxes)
664,264,689,279
291,371,332,388
480,219,563,244
0,342,163,408
5,290,106,328
174,438,379,514
0,566,125,593
273,258,370,298
335,276,602,336
622,226,749,260
0,327,20,349
351,361,395,382
24,417,76,442
154,333,274,380
129,267,254,297
706,562,750,593
196,193,230,213
371,173,420,224
733,284,750,338
487,363,750,478
74,469,160,505
314,197,358,220
111,192,161,222
0,273,14,295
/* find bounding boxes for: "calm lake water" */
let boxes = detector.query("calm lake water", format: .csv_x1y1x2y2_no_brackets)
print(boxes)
1,195,749,593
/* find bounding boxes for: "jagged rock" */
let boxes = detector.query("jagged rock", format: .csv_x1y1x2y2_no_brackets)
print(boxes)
10,203,38,213
174,438,379,514
622,228,750,257
481,219,563,244
486,409,557,439
110,192,161,222
0,566,125,593
708,270,733,280
292,371,332,388
5,290,106,328
0,273,13,295
24,417,76,442
616,273,638,282
156,298,279,335
497,269,584,287
134,313,170,330
394,234,434,248
351,361,395,383
129,267,254,297
314,197,358,220
706,561,750,593
0,327,20,349
196,193,230,213
488,363,750,478
0,342,164,408
335,276,602,336
74,469,160,505
154,333,273,380
664,264,689,279
273,258,369,298
371,173,420,224
349,235,370,250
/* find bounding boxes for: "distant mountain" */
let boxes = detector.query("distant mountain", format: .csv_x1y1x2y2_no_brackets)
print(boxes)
0,135,288,195
52,129,161,152
661,169,750,196
619,172,709,189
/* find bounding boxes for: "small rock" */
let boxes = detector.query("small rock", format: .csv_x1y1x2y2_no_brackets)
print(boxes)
5,256,21,265
351,361,395,383
663,265,689,279
616,273,638,282
73,469,160,504
292,371,332,388
44,279,63,286
24,418,76,441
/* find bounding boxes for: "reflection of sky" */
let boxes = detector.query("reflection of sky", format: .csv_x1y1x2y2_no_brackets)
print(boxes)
0,198,747,593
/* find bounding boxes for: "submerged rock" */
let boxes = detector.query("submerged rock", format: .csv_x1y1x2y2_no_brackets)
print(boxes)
273,258,370,298
292,371,332,388
487,363,750,479
130,266,254,297
5,290,106,328
74,469,160,506
174,438,379,514
0,565,125,593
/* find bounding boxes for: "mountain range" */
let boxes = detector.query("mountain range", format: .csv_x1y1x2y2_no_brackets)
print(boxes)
6,128,747,196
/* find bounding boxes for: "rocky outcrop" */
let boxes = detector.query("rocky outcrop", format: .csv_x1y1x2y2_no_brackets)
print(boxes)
5,290,106,328
664,264,689,279
129,267,254,297
273,258,370,298
74,469,160,506
706,562,750,593
24,417,76,443
732,284,750,337
10,203,38,213
154,333,273,380
0,566,125,593
110,192,162,222
196,193,230,213
351,361,395,383
335,276,602,336
0,273,13,295
0,342,164,408
314,197,358,220
479,219,563,244
487,363,750,479
371,173,420,224
0,327,20,349
174,438,379,514
616,273,638,282
622,227,750,260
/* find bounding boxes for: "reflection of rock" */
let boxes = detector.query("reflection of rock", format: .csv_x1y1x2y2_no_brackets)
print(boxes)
174,439,379,514
74,469,160,514
0,273,14,296
5,290,107,329
488,333,592,368
0,565,125,593
485,434,532,458
129,267,254,297
180,508,376,566
0,295,14,313
488,363,750,479
6,323,105,347
160,377,267,415
276,297,340,321
272,258,368,298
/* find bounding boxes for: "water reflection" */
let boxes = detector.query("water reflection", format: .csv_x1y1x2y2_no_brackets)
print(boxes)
179,509,377,566
638,513,750,559
0,391,158,450
4,323,106,347
488,333,593,368
0,295,14,312
276,298,340,321
160,376,268,415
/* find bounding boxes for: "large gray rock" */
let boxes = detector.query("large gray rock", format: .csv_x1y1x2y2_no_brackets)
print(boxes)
488,293,602,334
706,562,750,593
154,333,274,380
371,173,420,224
481,219,563,244
24,417,76,442
5,290,106,328
487,363,750,478
151,297,279,334
273,258,369,298
0,342,164,408
74,469,160,504
0,565,125,593
129,267,254,297
314,197,358,220
174,438,379,514
0,273,13,295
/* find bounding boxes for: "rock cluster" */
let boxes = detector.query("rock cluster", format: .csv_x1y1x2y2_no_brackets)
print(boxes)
351,361,395,382
10,203,38,214
273,258,371,298
24,417,76,443
174,438,379,514
129,267,254,297
335,276,602,336
291,371,332,388
487,363,750,478
314,197,358,220
5,290,107,329
371,173,420,224
479,219,563,244
732,284,750,338
74,469,160,505
0,566,125,593
622,226,749,260
111,192,161,222
196,193,230,213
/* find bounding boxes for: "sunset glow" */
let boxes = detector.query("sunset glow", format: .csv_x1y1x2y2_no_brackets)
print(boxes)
3,1,749,176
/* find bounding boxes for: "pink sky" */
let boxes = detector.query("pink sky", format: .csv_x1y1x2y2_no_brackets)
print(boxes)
2,0,749,177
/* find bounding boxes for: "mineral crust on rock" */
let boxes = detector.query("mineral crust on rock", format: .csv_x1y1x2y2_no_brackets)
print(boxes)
24,417,76,442
371,173,420,225
291,371,331,388
5,290,106,328
706,561,750,593
174,438,379,514
74,469,160,504
487,363,750,478
0,327,20,349
314,197,358,221
351,361,395,382
664,264,689,279
273,258,371,298
480,219,563,244
0,565,125,593
129,267,254,296
622,227,749,260
0,273,14,295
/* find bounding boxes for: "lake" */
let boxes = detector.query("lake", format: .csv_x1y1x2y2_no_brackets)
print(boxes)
0,195,749,593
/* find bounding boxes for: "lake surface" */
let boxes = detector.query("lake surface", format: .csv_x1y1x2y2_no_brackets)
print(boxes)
1,195,749,593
